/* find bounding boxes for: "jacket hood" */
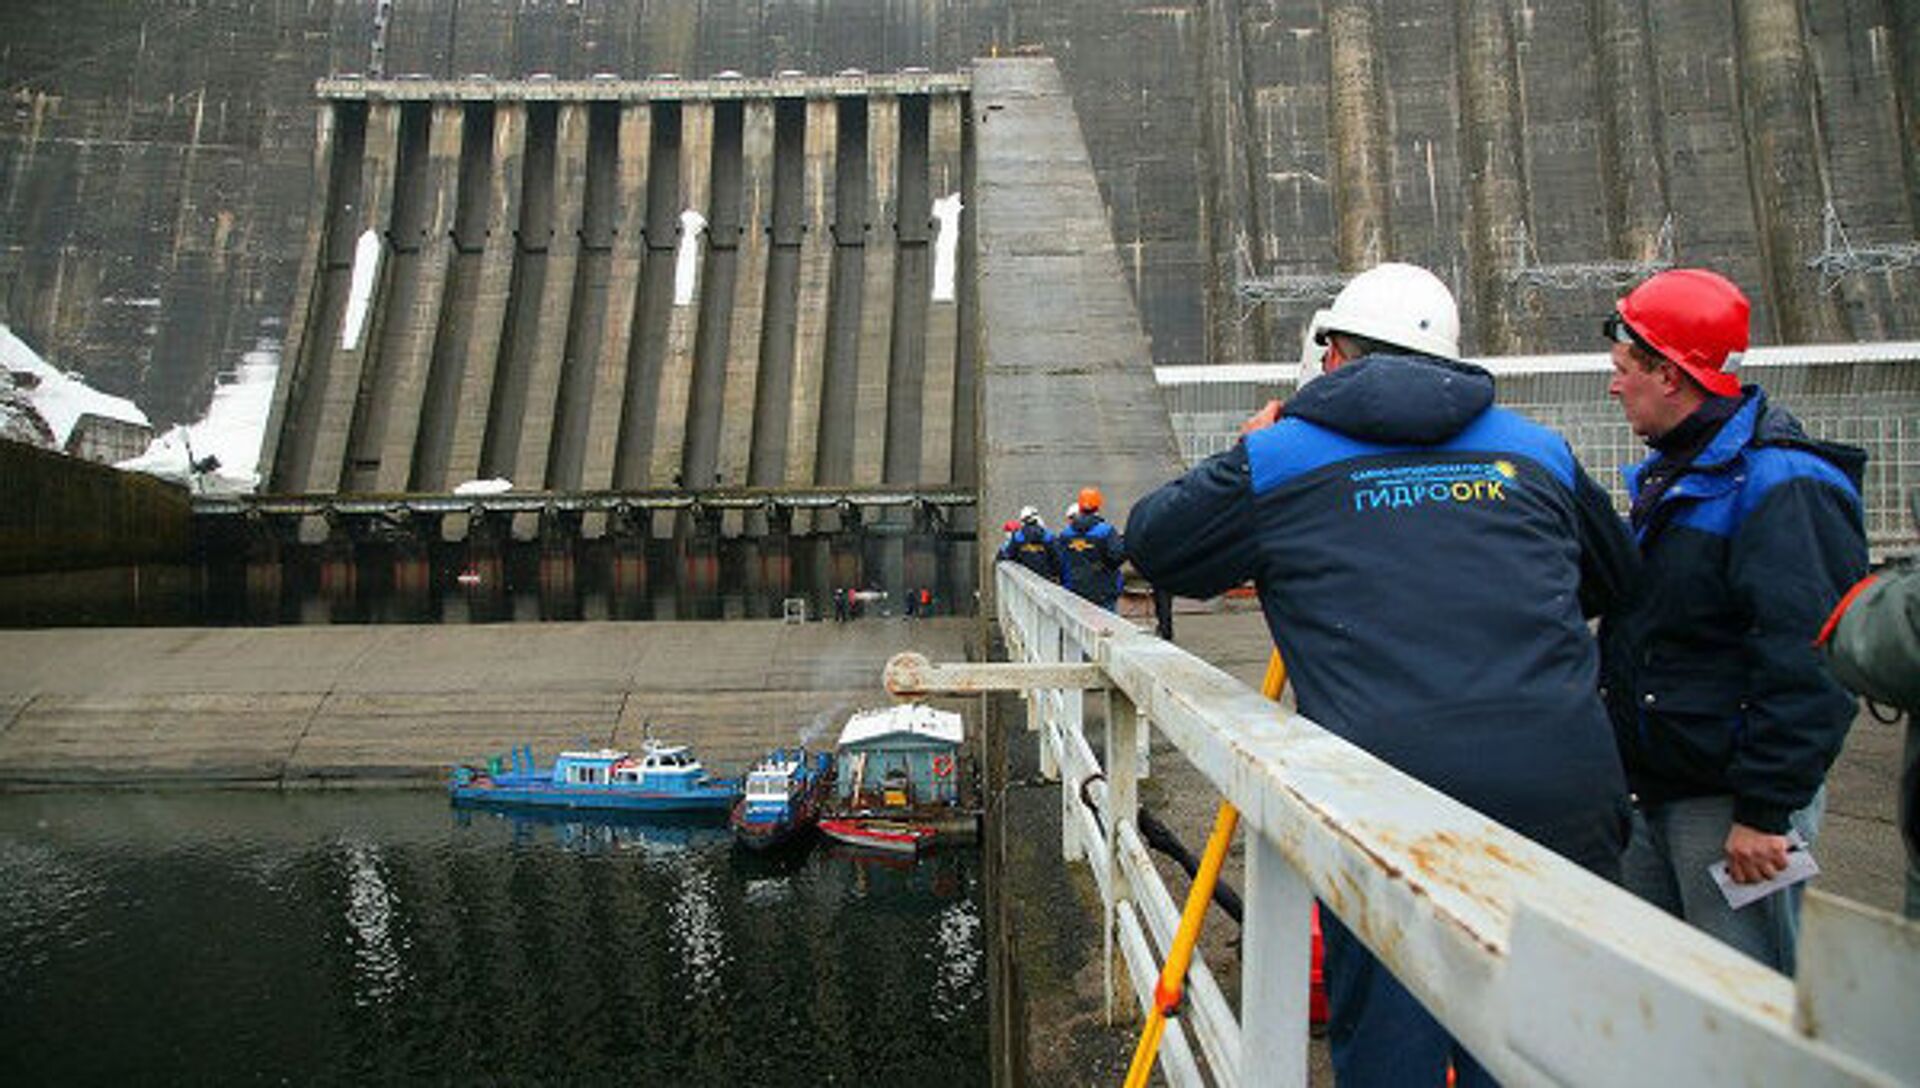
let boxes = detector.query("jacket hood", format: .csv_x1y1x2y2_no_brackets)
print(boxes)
1699,387,1868,490
1284,353,1495,445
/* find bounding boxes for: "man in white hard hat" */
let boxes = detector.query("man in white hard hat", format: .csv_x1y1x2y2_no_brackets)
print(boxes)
996,504,1060,581
1128,262,1635,1088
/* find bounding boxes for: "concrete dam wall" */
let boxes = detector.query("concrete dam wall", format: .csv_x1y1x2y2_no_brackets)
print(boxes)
2,1,1917,429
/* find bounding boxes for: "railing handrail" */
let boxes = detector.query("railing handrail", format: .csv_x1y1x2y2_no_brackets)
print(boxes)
992,562,1914,1087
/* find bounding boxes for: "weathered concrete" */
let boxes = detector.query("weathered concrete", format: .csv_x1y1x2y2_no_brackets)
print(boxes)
972,58,1184,606
0,618,977,786
8,3,1916,434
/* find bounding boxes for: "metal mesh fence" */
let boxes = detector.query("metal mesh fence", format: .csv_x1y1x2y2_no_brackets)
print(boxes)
1160,353,1920,555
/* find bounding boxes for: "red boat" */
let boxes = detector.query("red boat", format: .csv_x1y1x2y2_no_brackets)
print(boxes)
817,817,937,855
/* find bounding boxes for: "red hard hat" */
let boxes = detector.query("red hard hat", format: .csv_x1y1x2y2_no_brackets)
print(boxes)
1616,269,1750,397
1003,518,1021,533
1077,487,1103,513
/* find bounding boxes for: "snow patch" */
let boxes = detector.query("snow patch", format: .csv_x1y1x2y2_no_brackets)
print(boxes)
116,338,280,493
453,478,514,495
0,322,149,447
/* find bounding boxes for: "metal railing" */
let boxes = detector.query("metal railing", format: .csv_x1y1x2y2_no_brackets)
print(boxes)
985,562,1915,1087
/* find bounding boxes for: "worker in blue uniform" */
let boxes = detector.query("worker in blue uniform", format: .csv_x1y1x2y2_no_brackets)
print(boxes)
1126,262,1635,1088
1599,268,1867,976
996,505,1060,581
1055,488,1126,609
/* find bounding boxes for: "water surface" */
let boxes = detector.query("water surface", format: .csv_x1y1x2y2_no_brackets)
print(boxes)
0,791,985,1086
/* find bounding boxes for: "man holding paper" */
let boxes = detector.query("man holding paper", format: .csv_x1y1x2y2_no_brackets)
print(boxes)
1598,269,1868,975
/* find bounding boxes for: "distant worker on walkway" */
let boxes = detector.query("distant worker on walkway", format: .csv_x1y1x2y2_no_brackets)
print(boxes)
1126,262,1636,1088
1055,487,1126,610
996,506,1060,581
1818,493,1920,919
1598,268,1867,976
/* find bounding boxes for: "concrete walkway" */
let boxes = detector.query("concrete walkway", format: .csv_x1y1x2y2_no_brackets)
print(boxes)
0,618,977,786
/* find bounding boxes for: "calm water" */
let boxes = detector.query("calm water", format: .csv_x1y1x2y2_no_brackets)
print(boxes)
0,792,986,1086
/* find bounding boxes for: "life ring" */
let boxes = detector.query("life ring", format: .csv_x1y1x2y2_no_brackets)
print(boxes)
932,754,954,778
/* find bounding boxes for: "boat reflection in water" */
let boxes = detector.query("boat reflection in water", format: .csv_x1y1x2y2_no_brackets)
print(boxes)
450,799,733,854
2,790,986,1085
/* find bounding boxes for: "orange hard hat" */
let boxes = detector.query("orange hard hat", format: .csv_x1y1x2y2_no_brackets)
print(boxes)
1615,269,1749,397
1077,487,1103,512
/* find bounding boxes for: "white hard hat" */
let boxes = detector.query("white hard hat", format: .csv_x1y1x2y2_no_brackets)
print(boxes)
1018,505,1040,522
1306,262,1461,361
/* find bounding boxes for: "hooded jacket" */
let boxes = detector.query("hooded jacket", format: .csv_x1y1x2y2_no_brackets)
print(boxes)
1127,353,1636,870
1055,513,1125,606
997,521,1061,580
1600,388,1867,832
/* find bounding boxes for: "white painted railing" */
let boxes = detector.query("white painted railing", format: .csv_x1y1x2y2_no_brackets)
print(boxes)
992,562,1917,1088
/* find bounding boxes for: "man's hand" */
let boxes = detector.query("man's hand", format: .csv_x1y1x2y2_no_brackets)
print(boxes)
1724,822,1791,883
1240,399,1284,435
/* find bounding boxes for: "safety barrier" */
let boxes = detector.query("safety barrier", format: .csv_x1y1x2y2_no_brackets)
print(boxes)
985,562,1915,1087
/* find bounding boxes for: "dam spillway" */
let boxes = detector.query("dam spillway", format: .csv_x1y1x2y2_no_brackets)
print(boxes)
235,73,980,621
263,72,972,498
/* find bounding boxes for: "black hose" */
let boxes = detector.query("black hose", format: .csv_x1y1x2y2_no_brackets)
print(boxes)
1137,806,1245,927
1076,773,1245,926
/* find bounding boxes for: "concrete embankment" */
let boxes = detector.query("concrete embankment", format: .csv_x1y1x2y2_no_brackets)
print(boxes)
0,618,977,786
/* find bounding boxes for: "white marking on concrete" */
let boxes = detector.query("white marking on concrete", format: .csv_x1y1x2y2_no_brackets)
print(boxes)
933,192,963,302
341,228,382,350
674,209,707,306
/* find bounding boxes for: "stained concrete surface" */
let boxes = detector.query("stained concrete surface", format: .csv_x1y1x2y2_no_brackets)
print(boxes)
0,618,979,786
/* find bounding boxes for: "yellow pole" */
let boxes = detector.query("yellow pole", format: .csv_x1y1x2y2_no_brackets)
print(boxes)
1122,648,1285,1087
1123,800,1239,1088
1260,647,1288,701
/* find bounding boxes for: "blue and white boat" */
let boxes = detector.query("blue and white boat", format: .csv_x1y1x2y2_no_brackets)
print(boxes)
449,740,740,814
729,748,835,852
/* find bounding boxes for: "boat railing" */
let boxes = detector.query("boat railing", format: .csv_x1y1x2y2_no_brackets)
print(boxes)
942,563,1916,1087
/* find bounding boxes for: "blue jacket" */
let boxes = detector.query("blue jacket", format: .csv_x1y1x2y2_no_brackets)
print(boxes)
997,522,1061,580
1600,388,1867,832
1127,354,1635,871
1055,514,1125,606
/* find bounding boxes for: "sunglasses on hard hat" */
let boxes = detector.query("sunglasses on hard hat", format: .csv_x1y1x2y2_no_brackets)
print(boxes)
1602,312,1664,361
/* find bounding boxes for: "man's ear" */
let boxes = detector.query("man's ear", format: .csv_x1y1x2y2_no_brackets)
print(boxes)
1657,359,1688,396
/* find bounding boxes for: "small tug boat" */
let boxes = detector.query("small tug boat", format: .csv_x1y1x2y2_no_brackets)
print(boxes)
729,748,836,852
449,739,739,815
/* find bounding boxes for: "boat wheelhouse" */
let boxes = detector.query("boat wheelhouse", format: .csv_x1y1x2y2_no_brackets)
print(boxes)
729,748,835,852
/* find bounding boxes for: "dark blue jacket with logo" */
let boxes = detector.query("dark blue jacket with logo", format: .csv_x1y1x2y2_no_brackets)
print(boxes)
1599,388,1867,833
1055,514,1125,607
997,522,1061,580
1127,354,1635,871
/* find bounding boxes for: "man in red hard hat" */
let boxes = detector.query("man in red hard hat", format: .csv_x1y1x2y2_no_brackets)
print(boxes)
1599,268,1867,975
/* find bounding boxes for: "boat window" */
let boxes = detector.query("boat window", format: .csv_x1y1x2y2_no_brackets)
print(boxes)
570,766,604,784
